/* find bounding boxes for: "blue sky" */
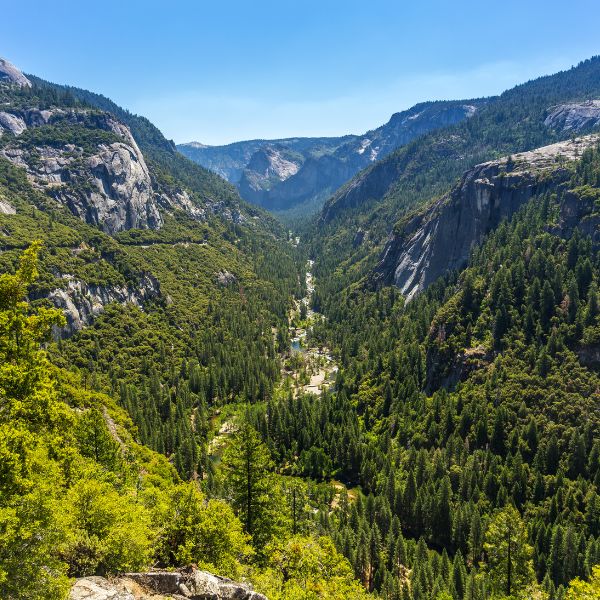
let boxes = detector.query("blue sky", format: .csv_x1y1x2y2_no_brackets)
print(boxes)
4,0,600,145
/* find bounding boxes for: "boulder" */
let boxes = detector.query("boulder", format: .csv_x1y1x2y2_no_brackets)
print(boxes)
123,568,267,600
70,577,135,600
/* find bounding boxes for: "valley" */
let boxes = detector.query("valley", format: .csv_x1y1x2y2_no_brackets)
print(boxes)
285,259,338,396
3,47,600,600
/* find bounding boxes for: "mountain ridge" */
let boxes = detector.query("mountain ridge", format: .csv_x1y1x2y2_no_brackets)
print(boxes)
178,100,481,218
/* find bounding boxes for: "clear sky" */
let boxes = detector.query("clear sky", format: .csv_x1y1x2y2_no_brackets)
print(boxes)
3,0,600,145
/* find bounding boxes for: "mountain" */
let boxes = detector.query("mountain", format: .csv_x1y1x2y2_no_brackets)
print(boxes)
310,56,600,296
375,134,600,299
0,56,378,600
296,135,600,598
178,135,351,183
6,46,600,600
0,56,31,87
279,56,600,599
178,100,480,219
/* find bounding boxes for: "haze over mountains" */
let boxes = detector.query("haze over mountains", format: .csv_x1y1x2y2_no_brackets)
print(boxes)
178,101,481,219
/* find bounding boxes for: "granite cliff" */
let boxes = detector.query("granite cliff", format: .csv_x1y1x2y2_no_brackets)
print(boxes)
375,134,600,299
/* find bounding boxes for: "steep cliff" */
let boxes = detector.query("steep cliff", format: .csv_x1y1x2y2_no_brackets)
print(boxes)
0,105,204,233
238,144,303,204
46,272,161,337
544,100,600,132
375,134,600,299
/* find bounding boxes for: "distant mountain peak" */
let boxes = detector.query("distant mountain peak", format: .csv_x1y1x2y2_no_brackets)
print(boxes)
185,141,211,149
0,57,32,87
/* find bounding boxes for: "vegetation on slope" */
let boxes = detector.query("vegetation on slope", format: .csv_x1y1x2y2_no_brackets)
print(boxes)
255,144,600,599
310,56,600,299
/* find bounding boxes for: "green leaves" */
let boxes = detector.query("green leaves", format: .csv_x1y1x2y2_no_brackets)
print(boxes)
483,506,535,597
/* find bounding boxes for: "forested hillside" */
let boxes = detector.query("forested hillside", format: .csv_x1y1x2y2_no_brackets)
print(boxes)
0,59,371,599
284,57,600,598
257,141,600,600
310,56,600,300
4,49,600,600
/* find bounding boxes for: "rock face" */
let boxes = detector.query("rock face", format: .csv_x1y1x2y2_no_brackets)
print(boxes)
544,100,600,132
375,134,600,300
41,273,160,338
70,568,268,600
70,577,134,600
0,197,16,214
0,57,32,87
85,140,161,233
0,103,216,234
0,111,27,135
238,145,302,205
0,108,166,234
179,100,481,214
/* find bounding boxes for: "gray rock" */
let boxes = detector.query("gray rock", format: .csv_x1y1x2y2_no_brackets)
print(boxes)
375,134,600,300
0,111,27,136
46,273,161,338
69,577,134,600
238,145,302,205
0,110,166,234
0,197,16,215
0,57,32,87
216,270,237,286
85,141,161,233
124,568,267,600
544,100,600,132
0,104,217,233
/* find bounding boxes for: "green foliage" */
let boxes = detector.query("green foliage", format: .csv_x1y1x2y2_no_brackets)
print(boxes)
483,506,535,597
259,145,600,599
148,482,251,578
255,535,370,599
221,421,283,551
566,565,600,599
60,477,154,576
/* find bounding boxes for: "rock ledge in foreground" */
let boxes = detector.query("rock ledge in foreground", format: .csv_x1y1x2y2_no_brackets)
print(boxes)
70,567,268,600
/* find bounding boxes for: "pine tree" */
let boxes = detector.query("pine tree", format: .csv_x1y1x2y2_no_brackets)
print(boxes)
484,505,535,597
221,419,278,549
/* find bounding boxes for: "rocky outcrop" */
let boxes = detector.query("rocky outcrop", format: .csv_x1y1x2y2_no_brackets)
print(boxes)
375,134,600,300
544,100,600,132
238,145,302,204
179,100,481,215
0,108,167,234
46,273,160,338
0,57,32,87
0,104,226,232
70,577,134,600
86,141,161,233
216,270,237,286
70,568,267,600
0,111,27,135
0,196,16,214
